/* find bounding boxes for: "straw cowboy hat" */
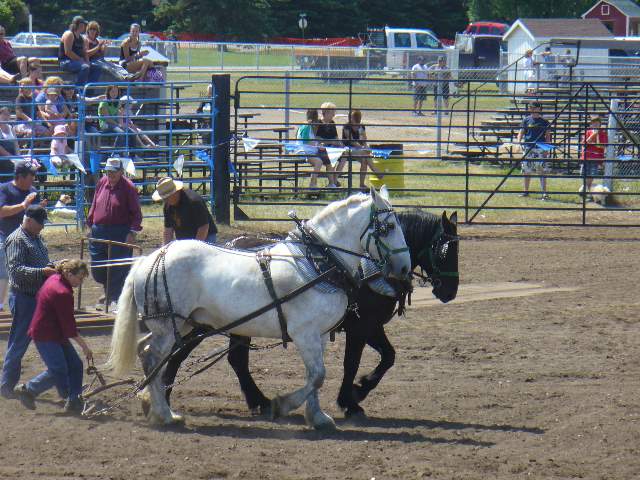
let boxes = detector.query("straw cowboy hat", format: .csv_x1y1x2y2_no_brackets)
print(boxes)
152,177,184,202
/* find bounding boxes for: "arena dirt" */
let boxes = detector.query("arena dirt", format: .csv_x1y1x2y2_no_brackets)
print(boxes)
0,225,638,479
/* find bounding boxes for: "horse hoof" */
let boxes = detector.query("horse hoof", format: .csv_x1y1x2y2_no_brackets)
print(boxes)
344,409,367,423
170,412,185,424
312,414,336,431
270,396,283,420
251,401,272,417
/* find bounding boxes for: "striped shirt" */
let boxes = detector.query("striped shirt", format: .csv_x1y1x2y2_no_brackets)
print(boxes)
5,226,50,296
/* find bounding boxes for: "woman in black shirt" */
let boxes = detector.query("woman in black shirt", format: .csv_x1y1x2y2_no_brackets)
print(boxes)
338,109,383,190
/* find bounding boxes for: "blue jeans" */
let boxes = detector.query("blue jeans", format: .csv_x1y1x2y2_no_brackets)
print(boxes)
99,124,127,150
205,233,217,244
0,233,6,280
90,224,132,303
0,291,36,395
27,341,83,400
60,59,101,86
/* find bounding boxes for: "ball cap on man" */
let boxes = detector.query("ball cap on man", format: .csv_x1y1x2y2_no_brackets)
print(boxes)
104,158,123,172
24,205,48,226
14,159,38,176
72,15,88,25
152,177,184,202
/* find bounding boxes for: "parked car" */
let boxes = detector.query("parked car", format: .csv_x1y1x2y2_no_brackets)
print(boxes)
10,32,61,46
464,22,509,36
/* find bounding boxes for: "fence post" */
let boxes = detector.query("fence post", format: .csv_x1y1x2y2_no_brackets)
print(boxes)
187,43,192,80
435,79,442,161
76,97,86,229
284,72,291,140
604,98,618,192
212,74,231,224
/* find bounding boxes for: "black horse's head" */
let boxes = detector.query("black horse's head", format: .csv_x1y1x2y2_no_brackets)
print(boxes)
398,210,459,303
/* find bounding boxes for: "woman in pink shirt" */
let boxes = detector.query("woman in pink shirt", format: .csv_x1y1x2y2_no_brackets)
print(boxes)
14,259,93,414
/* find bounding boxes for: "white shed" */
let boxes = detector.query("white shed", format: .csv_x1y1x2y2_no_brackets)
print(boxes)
503,18,614,91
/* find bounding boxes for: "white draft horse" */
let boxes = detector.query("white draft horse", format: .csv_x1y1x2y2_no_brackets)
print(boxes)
107,188,411,429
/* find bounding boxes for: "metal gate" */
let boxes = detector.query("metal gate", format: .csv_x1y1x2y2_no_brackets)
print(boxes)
230,73,640,226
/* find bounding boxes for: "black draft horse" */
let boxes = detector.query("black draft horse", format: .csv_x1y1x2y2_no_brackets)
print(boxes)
162,210,459,419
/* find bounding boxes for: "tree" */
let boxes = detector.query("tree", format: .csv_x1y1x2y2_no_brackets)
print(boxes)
0,0,29,33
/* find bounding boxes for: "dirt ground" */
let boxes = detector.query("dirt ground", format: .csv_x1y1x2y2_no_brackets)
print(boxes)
0,224,639,480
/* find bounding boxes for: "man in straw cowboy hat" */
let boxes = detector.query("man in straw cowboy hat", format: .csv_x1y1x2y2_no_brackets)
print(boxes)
86,158,142,311
153,177,217,245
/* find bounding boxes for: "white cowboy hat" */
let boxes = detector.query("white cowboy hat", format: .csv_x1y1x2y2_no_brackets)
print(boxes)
152,176,184,202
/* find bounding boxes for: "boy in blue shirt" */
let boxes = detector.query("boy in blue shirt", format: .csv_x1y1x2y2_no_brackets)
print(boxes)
517,102,552,199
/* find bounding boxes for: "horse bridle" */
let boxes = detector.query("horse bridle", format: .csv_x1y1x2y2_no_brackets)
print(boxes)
360,204,409,271
416,222,459,287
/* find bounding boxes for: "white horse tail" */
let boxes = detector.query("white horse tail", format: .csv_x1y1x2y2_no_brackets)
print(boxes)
105,267,139,376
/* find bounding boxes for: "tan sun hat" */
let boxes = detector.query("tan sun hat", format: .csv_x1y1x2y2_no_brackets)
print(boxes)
152,177,184,202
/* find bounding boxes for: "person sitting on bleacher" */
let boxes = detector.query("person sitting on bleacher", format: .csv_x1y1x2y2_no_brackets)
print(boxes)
59,16,101,87
118,95,157,150
42,87,71,129
120,23,153,81
98,86,127,150
26,63,44,93
50,124,75,169
0,107,18,170
15,79,50,139
0,25,35,82
34,77,66,126
85,21,136,82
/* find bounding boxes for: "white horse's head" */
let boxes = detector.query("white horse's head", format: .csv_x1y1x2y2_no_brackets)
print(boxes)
360,186,412,280
309,186,411,281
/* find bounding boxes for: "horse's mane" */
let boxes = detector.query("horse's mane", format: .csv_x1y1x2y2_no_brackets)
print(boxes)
310,193,370,225
397,210,440,262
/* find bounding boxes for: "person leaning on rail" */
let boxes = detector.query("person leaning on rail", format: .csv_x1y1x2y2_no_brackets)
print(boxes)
86,158,142,311
153,177,217,245
14,259,93,415
0,205,56,399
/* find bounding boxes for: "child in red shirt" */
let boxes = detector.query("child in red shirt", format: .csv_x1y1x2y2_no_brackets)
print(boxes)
582,116,608,193
15,260,93,414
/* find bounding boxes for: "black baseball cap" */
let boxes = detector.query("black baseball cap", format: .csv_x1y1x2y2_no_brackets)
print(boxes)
72,15,88,25
14,160,38,176
25,205,48,225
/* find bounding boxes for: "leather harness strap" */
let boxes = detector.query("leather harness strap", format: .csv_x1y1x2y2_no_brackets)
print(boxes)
256,250,291,348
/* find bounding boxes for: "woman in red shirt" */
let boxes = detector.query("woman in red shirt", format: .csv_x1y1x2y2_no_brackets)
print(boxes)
14,259,93,414
582,116,608,193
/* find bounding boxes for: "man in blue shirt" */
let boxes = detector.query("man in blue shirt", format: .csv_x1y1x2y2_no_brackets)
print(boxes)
517,102,552,199
0,160,44,312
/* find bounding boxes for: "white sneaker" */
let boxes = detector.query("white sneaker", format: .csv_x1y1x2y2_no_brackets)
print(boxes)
106,301,118,314
327,183,337,188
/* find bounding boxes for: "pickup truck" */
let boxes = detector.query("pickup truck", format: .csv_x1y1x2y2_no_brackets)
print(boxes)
295,26,457,75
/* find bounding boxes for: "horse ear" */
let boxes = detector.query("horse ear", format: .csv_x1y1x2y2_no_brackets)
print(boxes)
379,185,390,201
449,211,458,226
369,185,378,200
441,211,447,223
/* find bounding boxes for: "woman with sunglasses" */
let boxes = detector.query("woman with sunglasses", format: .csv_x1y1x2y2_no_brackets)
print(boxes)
85,21,134,82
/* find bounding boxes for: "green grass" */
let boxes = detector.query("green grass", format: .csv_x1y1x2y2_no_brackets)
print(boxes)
174,47,295,68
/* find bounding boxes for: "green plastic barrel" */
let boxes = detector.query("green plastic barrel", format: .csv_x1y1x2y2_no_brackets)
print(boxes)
369,144,404,189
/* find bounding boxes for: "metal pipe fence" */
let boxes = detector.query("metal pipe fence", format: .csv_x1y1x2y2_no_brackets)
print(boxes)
231,74,640,227
0,80,217,229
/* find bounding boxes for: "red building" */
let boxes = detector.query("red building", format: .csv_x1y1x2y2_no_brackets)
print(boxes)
582,0,640,36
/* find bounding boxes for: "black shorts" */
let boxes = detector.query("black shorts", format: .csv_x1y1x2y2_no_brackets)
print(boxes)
1,57,19,75
317,147,331,166
435,83,450,99
414,85,427,101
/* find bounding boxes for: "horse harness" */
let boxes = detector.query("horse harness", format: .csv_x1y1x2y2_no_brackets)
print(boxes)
415,222,460,286
255,206,407,347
